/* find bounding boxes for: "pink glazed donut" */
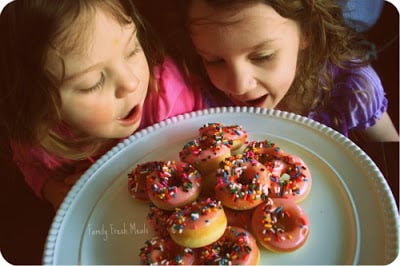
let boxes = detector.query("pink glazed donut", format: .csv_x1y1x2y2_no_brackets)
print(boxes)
199,123,248,151
179,135,231,176
198,226,260,265
266,154,312,203
215,153,270,210
128,161,163,201
166,198,227,248
139,236,196,265
243,140,286,163
244,140,311,203
146,161,202,210
251,198,310,252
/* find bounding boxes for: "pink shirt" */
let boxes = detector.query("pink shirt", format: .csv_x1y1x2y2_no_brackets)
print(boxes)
11,57,207,198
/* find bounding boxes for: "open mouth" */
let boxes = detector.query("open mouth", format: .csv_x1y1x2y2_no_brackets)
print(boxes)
121,106,136,120
118,105,140,124
245,95,268,107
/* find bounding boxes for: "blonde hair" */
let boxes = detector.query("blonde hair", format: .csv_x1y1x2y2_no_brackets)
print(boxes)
0,0,164,160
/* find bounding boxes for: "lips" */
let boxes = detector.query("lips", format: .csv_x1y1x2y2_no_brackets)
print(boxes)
121,107,136,120
245,95,268,107
118,105,141,125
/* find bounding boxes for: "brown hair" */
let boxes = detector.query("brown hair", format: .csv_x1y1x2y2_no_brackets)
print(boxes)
0,0,164,159
172,0,373,122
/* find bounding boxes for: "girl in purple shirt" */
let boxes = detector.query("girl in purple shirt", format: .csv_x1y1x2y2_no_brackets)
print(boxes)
173,0,399,141
0,0,208,210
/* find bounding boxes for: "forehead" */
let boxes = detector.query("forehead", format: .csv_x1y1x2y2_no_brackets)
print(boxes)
188,0,270,22
189,1,299,53
46,9,135,82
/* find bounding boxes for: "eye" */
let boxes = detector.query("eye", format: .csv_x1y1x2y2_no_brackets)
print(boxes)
80,72,105,93
251,53,274,62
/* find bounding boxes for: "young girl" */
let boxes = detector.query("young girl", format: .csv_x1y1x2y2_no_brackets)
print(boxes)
0,0,209,210
172,0,399,142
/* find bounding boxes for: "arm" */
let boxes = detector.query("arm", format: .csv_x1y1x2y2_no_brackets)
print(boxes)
42,172,82,210
11,142,92,211
353,111,399,142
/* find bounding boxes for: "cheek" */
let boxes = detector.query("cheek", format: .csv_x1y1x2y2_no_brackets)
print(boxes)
206,68,226,90
61,97,115,129
268,61,297,96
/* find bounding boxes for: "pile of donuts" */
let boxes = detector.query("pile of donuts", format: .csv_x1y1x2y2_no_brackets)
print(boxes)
128,123,312,265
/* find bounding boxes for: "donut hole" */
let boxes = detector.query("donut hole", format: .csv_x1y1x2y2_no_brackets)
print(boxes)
237,166,267,185
168,176,183,188
275,214,297,232
237,172,254,185
255,154,273,165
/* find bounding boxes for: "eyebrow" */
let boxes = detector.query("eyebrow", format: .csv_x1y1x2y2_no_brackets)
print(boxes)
63,28,137,82
196,39,275,57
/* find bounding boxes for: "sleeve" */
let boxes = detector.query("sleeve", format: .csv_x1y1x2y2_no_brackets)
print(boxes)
333,65,388,131
141,57,208,126
10,141,75,198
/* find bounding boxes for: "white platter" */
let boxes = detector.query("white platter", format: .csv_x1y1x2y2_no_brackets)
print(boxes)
43,107,399,265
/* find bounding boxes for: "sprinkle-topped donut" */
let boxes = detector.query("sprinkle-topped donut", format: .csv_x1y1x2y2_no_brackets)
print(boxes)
179,135,231,176
244,140,311,203
199,123,248,151
128,161,163,201
167,198,227,248
198,226,260,265
215,154,271,210
251,198,310,252
243,140,285,163
146,202,172,238
139,236,196,265
266,154,312,203
146,161,202,210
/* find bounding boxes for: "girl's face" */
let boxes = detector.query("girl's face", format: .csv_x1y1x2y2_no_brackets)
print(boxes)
48,9,150,139
189,0,307,109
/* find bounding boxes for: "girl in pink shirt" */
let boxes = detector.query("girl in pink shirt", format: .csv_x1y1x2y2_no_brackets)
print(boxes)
0,0,208,210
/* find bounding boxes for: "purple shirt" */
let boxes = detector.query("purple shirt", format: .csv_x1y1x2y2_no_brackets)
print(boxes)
308,64,387,136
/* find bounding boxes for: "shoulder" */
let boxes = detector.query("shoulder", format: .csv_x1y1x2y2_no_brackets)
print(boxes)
332,64,385,106
332,64,387,129
154,57,192,97
142,57,207,127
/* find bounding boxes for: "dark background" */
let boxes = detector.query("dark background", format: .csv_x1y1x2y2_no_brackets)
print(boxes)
1,1,398,264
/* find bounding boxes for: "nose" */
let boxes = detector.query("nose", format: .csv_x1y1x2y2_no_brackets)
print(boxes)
114,62,139,98
225,64,257,96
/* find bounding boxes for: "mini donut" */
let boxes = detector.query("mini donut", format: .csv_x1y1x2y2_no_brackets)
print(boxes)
215,154,270,210
199,123,248,151
166,198,227,248
139,236,196,265
128,161,162,201
179,135,231,176
198,226,260,265
251,198,310,252
146,161,202,210
146,202,172,238
243,140,285,164
266,154,312,203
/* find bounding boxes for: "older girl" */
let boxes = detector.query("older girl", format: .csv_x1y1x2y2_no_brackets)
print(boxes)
173,0,398,141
